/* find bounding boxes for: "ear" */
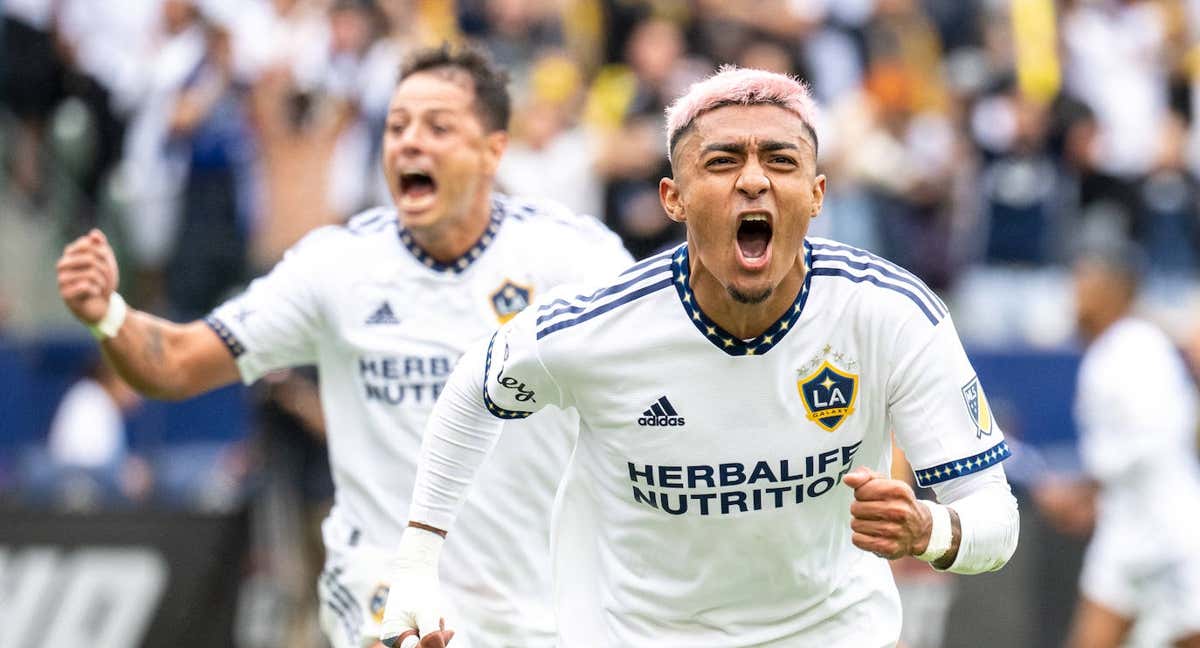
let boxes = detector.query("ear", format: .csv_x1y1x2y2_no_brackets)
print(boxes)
810,173,826,218
482,130,509,174
660,177,685,223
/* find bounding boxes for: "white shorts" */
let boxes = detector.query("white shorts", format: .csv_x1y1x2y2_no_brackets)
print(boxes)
317,521,473,648
1080,537,1200,641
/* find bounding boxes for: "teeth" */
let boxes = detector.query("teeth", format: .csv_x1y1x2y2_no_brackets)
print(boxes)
742,214,768,222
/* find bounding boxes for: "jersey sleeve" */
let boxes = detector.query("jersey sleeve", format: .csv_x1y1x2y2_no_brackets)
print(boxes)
205,230,330,383
480,304,567,419
407,305,566,530
887,314,1010,489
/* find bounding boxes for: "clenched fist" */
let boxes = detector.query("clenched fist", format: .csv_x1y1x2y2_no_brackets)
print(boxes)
843,467,932,559
380,526,454,648
57,229,119,324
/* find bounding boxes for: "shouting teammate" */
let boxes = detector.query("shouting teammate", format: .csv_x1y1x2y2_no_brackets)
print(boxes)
381,67,1019,647
55,46,631,648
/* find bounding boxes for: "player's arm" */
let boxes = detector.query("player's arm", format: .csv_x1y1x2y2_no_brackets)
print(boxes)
56,230,239,400
864,312,1019,575
844,462,1016,571
381,309,564,648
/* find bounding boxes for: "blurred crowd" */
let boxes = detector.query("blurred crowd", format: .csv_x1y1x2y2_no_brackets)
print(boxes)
3,0,1200,321
4,3,1200,645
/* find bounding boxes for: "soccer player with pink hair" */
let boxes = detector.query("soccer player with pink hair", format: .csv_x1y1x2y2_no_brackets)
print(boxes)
382,67,1019,647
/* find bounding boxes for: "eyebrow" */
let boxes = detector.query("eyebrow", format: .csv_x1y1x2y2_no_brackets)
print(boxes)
387,107,458,116
702,140,801,154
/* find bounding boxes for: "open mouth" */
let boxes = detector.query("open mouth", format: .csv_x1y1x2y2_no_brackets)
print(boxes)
399,170,437,201
736,213,773,263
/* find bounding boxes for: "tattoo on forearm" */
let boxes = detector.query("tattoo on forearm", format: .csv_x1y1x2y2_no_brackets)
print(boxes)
144,322,165,366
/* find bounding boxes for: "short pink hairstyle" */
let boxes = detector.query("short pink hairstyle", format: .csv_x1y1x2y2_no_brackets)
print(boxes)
664,66,819,162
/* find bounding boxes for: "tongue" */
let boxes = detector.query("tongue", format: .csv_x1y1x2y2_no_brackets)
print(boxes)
402,177,435,198
737,223,770,259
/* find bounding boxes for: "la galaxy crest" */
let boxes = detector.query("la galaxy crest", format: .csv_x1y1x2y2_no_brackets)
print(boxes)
798,361,859,432
369,583,389,623
961,375,993,438
490,279,532,324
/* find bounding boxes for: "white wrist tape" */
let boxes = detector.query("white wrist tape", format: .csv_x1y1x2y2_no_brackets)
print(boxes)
87,292,128,340
380,525,448,647
915,500,952,562
396,525,444,566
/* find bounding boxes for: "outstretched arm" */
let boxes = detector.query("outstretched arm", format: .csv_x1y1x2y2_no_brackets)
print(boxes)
382,306,565,647
381,339,506,648
57,230,239,400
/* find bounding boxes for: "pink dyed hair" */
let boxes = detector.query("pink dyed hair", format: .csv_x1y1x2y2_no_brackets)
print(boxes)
664,66,818,162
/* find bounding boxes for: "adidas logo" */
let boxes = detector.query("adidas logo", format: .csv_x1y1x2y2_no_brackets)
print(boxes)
365,302,400,325
638,396,685,427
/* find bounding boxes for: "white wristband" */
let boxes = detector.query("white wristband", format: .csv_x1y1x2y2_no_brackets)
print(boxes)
914,500,952,562
87,292,128,340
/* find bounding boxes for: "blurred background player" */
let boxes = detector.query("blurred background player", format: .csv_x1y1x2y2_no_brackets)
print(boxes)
381,67,1018,648
1035,245,1200,648
32,359,152,509
55,44,631,648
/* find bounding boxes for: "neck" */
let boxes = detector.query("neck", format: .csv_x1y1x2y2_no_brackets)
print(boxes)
1083,305,1130,344
405,191,493,263
690,253,807,340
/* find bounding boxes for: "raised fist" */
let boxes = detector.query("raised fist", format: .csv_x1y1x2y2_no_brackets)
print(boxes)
56,229,120,325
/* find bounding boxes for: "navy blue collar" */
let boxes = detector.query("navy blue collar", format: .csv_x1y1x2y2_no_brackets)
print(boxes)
397,198,505,274
672,240,813,356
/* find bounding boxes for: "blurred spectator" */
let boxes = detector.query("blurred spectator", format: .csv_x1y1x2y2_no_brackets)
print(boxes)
587,15,703,257
165,15,255,319
1061,0,1199,273
118,0,208,311
324,0,386,219
53,0,160,231
247,0,367,265
970,89,1070,266
43,360,151,508
838,59,961,289
498,51,605,218
460,0,564,77
48,361,142,468
1,0,65,204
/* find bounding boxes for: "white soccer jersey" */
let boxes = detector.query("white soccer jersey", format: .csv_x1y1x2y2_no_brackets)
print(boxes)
206,194,632,645
1075,318,1200,567
415,237,1013,647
